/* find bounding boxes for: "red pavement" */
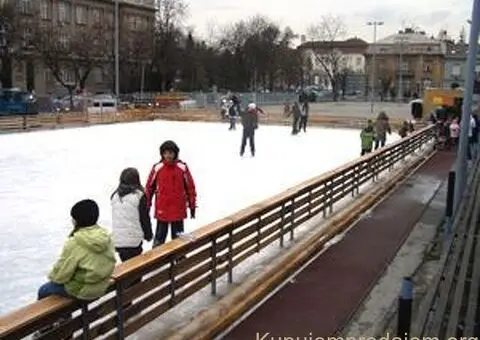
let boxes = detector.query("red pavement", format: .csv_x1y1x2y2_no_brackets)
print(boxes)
223,151,455,340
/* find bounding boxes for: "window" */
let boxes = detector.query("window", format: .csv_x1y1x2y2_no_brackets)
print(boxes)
452,65,461,77
59,32,69,48
21,0,32,14
76,5,87,24
40,0,51,20
356,57,362,67
92,8,102,24
0,24,6,48
23,27,32,47
58,1,71,23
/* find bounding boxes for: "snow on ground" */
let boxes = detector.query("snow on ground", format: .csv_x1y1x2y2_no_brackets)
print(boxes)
0,120,399,315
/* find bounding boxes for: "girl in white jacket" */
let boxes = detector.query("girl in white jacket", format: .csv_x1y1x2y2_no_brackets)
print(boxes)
111,167,153,262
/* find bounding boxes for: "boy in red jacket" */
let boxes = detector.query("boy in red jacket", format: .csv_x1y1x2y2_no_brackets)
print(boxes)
145,140,197,247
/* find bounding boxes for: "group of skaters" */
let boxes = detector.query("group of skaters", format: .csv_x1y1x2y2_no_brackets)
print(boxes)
34,140,196,336
284,91,310,134
428,106,479,159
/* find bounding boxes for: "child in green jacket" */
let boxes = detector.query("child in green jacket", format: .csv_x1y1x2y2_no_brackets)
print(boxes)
360,120,376,155
37,199,116,301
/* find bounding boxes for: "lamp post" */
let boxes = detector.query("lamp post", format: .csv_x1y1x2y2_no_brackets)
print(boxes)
454,0,480,213
367,21,384,113
114,0,120,99
395,33,408,102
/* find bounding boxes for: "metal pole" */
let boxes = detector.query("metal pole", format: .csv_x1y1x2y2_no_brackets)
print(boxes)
397,277,413,338
454,0,480,213
368,21,383,113
140,62,145,102
371,23,377,113
114,0,120,99
398,37,404,103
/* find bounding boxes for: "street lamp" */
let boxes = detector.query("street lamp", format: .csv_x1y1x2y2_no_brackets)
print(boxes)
114,0,120,99
394,33,408,102
367,21,384,114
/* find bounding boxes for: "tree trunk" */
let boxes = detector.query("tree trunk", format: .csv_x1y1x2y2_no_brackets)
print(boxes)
0,55,13,88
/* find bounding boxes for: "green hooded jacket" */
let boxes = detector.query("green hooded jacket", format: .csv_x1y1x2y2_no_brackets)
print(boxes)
360,126,375,150
48,225,116,301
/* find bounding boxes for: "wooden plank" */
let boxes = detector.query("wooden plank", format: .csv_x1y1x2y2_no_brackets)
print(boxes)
461,209,480,334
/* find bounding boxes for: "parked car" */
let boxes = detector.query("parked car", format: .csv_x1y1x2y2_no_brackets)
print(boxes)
0,88,38,116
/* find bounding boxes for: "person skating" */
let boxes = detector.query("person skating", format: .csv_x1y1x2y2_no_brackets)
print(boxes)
374,111,391,149
286,101,302,135
240,102,262,157
111,167,153,262
360,120,375,155
299,95,309,132
228,95,241,130
145,140,197,246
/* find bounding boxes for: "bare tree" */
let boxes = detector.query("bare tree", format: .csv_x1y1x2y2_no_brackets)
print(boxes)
27,20,112,108
307,14,347,100
0,0,22,88
153,0,188,90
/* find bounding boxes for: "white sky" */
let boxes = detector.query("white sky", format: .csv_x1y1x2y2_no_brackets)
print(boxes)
185,0,473,44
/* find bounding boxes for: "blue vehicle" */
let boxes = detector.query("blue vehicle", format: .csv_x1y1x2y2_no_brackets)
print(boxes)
0,88,39,116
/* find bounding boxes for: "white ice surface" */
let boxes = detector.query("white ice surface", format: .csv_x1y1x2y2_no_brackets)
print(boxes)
0,120,399,315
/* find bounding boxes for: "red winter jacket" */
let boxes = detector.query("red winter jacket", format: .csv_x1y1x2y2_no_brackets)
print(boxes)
145,160,197,222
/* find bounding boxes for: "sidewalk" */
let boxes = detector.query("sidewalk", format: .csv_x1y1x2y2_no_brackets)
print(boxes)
221,150,455,339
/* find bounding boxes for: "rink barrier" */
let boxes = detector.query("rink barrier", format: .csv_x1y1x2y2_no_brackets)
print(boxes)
0,125,436,340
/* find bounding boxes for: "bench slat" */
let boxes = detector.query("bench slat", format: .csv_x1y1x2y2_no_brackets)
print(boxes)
445,210,479,336
464,217,480,334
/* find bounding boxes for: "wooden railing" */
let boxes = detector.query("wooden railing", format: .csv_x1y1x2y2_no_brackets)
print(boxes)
0,125,436,340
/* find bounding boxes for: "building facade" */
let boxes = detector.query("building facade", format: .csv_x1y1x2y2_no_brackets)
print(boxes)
443,40,480,90
298,38,368,95
1,0,155,97
365,29,446,100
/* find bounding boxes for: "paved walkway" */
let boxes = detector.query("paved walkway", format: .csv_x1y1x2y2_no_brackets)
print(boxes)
222,150,455,339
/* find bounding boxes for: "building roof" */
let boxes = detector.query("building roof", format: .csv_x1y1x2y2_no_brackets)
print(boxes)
298,37,368,54
377,31,440,45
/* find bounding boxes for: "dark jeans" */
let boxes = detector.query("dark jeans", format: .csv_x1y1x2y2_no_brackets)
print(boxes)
299,115,308,132
240,128,255,156
361,148,372,156
374,138,386,150
292,116,300,134
229,116,236,130
38,281,69,300
116,244,143,262
154,220,184,246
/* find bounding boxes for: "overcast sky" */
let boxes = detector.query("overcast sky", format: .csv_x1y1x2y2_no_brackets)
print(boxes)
184,0,473,44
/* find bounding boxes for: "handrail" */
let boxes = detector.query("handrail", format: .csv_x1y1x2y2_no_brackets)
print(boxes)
0,125,436,340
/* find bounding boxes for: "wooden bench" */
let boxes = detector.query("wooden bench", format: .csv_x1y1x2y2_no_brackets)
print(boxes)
412,158,480,339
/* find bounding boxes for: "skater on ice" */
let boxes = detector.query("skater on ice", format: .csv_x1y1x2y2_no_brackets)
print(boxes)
239,102,263,157
360,120,375,155
111,167,153,263
145,140,197,246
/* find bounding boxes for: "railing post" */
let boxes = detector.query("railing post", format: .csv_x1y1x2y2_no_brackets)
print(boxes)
290,198,295,241
445,169,456,243
168,259,176,308
210,238,217,295
397,276,413,338
114,281,126,340
329,181,334,214
280,203,285,248
22,115,27,130
323,181,329,218
80,303,89,340
228,229,233,283
256,216,262,253
308,189,312,216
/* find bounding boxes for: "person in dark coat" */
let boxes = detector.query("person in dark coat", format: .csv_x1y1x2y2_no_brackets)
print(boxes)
286,101,302,134
299,93,309,132
228,95,241,130
240,103,261,157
